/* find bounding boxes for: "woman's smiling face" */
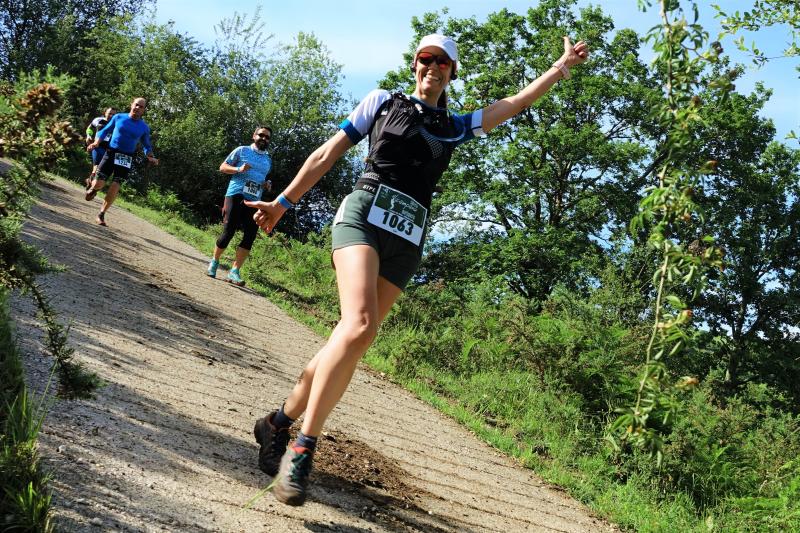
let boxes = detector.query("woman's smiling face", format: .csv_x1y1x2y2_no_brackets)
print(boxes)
414,46,454,94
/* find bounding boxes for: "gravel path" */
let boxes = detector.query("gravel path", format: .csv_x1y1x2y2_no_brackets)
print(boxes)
12,177,615,532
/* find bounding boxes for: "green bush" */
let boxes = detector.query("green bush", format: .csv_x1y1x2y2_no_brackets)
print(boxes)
370,272,800,528
720,458,800,531
381,282,642,415
119,183,197,223
636,377,800,511
379,280,516,376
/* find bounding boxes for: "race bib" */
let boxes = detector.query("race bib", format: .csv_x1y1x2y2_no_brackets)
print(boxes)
243,180,261,197
366,184,427,246
113,153,132,168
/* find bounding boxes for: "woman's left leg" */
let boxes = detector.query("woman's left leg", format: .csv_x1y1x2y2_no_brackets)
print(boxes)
300,244,402,436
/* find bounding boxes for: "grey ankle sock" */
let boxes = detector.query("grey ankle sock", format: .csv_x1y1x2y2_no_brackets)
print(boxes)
294,432,317,452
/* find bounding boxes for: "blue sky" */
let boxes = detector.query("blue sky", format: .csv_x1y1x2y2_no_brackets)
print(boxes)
154,0,798,141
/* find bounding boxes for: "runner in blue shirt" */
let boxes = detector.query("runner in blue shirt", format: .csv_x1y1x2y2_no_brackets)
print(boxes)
85,97,159,226
244,34,589,506
206,126,273,285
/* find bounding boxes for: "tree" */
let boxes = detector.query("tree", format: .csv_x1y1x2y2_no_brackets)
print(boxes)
381,1,658,301
0,0,151,80
695,85,800,392
80,16,218,214
258,33,361,238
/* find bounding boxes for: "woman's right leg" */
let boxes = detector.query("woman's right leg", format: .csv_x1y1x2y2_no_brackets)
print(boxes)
282,246,402,421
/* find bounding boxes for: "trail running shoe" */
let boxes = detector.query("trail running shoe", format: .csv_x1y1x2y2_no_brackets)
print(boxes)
96,211,107,226
226,268,245,286
253,411,291,476
207,259,219,278
273,446,313,506
85,186,97,201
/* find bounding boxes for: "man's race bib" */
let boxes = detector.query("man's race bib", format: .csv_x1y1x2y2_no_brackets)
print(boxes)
243,180,261,197
366,184,427,246
114,153,132,168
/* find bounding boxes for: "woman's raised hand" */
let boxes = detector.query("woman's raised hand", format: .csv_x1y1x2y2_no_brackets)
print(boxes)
562,36,589,67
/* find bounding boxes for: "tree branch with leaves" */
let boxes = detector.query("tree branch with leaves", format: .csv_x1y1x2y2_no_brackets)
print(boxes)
607,0,726,464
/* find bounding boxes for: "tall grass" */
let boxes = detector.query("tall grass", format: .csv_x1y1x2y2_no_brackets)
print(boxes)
1,292,54,532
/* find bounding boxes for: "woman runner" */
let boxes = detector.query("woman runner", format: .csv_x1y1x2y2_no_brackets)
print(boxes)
244,33,589,506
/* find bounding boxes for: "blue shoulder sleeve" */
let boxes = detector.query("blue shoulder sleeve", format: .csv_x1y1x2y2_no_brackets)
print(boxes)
339,89,392,144
452,109,486,147
225,146,243,166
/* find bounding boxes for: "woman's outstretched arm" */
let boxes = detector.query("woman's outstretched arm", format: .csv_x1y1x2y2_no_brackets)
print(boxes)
481,36,589,133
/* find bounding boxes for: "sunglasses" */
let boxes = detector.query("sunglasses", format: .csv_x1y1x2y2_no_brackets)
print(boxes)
256,133,271,140
416,52,452,69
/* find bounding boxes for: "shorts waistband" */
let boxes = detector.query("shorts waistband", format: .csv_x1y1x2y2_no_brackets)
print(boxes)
354,172,381,195
107,147,135,156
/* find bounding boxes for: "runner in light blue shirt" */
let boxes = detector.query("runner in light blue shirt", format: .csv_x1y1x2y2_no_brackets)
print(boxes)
206,126,273,285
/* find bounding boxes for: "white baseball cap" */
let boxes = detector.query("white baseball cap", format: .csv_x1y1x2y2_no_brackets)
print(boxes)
415,34,458,62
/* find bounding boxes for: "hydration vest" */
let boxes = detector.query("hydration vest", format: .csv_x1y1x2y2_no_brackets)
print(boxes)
356,93,465,208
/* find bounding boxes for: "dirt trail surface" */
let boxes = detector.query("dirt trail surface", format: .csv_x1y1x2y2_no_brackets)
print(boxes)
13,178,615,532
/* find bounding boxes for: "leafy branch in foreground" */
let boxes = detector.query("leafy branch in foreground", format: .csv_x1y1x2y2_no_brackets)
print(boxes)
713,0,799,140
1,71,89,533
0,73,99,398
714,0,799,66
607,0,726,463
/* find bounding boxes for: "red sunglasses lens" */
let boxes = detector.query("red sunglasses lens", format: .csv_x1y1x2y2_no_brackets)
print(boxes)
417,52,451,68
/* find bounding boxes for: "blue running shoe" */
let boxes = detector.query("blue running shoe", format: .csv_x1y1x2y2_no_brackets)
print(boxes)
207,259,219,278
227,268,245,286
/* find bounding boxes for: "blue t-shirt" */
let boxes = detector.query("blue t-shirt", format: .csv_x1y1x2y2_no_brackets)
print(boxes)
224,144,273,200
96,113,153,155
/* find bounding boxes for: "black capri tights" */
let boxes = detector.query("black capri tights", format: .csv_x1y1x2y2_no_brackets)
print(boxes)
216,194,259,250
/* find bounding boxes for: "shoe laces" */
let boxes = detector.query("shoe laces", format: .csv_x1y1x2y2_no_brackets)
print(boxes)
271,428,290,455
287,447,312,482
